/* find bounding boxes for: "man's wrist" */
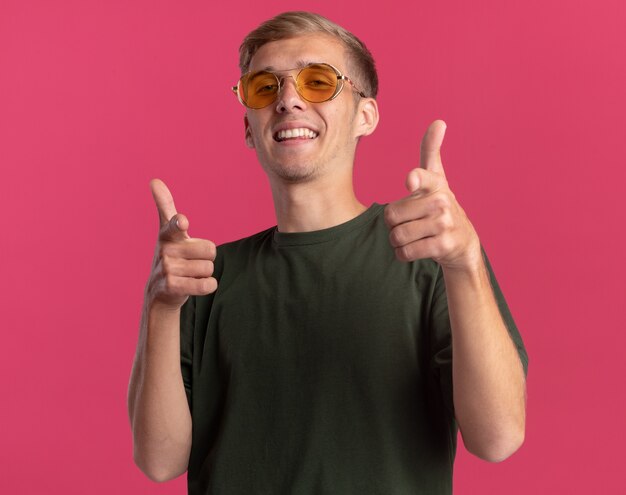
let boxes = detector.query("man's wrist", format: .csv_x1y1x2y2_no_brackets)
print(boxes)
440,239,484,276
146,299,184,317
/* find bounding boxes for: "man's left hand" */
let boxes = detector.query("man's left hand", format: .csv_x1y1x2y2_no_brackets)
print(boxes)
384,120,482,272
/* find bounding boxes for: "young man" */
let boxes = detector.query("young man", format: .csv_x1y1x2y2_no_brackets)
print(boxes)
128,11,528,494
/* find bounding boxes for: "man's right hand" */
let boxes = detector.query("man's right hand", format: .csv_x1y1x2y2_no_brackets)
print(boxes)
146,178,218,310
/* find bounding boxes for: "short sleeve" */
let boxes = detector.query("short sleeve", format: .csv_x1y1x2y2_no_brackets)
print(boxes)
428,265,455,416
180,295,196,408
482,252,529,376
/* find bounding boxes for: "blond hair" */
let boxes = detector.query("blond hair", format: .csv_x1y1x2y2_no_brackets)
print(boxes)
238,11,378,99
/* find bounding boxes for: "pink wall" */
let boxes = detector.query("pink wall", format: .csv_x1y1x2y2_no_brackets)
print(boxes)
1,0,625,493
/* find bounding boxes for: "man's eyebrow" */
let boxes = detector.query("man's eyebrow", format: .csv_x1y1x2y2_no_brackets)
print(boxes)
263,60,320,72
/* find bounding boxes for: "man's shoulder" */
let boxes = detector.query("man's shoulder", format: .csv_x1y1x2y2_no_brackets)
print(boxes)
217,226,276,255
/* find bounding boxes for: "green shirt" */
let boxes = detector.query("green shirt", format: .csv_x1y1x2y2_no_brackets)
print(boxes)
180,204,528,494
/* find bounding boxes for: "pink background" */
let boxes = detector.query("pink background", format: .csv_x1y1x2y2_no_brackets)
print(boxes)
1,0,625,493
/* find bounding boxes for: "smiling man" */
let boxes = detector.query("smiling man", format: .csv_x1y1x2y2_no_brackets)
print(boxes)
128,11,528,495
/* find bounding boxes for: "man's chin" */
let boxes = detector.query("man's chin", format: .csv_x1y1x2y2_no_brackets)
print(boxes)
266,162,318,184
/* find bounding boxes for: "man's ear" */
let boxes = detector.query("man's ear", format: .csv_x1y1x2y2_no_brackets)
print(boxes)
354,98,379,139
244,115,255,149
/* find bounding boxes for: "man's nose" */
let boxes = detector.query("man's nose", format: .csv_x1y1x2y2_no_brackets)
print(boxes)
275,76,307,113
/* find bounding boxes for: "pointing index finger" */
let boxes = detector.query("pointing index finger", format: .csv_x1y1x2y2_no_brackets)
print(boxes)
405,167,445,196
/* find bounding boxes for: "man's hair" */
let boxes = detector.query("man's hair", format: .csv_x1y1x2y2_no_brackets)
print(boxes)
239,11,378,99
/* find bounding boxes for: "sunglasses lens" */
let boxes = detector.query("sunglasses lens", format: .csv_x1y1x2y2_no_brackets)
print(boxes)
297,64,339,102
240,71,279,109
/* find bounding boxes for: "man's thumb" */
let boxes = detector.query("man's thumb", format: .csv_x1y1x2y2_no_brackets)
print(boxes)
420,120,447,175
150,178,178,227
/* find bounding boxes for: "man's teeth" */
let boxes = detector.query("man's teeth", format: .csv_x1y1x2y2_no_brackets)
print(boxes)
275,128,318,140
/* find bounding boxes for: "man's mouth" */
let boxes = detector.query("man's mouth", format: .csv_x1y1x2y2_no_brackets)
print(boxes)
273,128,319,142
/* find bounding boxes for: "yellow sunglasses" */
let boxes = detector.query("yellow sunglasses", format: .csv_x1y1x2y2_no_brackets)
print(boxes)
232,62,366,109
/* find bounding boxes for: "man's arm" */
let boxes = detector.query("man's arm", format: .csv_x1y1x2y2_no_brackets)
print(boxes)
128,179,217,481
443,257,526,461
385,120,526,461
128,305,193,481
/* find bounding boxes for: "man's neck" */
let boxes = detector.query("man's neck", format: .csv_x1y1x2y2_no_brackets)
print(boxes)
269,173,366,233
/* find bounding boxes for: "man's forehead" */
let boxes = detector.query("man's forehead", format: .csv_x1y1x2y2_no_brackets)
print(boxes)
248,34,346,71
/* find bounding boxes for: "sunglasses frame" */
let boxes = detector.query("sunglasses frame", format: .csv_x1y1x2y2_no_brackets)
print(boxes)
232,62,366,109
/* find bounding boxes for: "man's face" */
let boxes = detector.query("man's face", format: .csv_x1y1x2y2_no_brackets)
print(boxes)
243,33,371,183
